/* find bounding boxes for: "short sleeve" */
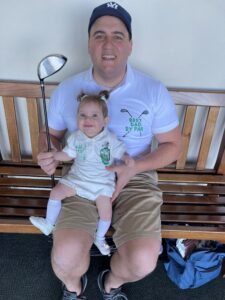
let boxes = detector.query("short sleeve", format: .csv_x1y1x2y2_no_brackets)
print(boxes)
62,133,77,158
151,84,179,134
111,135,126,159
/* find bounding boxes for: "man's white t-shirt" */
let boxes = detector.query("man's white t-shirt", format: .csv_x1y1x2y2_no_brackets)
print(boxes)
48,64,179,157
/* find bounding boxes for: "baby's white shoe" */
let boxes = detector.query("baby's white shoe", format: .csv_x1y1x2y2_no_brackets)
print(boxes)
94,238,111,256
29,216,54,236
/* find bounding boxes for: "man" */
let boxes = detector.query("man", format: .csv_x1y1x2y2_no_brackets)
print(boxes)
37,2,182,300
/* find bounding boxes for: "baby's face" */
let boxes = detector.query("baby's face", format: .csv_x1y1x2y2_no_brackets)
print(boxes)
77,101,108,138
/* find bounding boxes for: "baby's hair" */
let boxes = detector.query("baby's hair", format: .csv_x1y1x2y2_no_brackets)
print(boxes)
77,90,109,118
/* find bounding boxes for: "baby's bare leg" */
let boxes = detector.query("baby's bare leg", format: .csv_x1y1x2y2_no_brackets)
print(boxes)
46,183,76,226
50,183,76,201
95,195,112,221
30,184,77,235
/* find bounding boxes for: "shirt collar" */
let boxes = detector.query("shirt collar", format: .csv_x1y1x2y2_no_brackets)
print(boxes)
78,127,108,141
83,64,134,93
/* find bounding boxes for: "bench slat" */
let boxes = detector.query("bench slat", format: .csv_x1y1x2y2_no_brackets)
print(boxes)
217,132,225,175
162,204,225,214
2,96,21,162
158,173,225,184
176,105,196,169
0,81,55,98
0,219,224,239
197,107,220,170
159,184,225,194
161,214,225,224
0,197,47,207
0,195,223,209
0,165,62,176
218,152,225,174
0,177,54,187
0,207,45,216
0,218,41,234
0,188,49,197
26,97,40,163
2,183,224,196
1,168,223,183
161,225,225,241
163,194,224,204
170,90,225,107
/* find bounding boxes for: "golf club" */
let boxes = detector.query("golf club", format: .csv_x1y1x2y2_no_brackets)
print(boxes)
37,54,67,186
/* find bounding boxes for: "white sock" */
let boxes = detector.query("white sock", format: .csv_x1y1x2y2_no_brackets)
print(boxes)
96,219,111,241
46,199,62,225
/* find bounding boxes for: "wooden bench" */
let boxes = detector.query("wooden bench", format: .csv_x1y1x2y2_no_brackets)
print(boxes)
0,80,225,242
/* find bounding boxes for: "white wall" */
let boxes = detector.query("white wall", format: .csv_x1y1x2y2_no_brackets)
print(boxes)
0,0,224,166
0,0,225,89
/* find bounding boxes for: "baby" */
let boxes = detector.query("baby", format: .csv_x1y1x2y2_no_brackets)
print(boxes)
30,90,132,255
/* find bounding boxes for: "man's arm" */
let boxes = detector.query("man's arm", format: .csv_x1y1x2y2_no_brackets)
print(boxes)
107,126,182,201
37,127,67,175
135,126,182,173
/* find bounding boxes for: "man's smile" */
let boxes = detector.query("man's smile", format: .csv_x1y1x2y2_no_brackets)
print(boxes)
102,54,116,60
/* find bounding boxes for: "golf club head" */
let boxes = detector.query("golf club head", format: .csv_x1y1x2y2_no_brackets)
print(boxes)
37,54,67,81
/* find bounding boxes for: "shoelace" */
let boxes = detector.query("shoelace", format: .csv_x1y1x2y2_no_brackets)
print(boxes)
104,287,128,300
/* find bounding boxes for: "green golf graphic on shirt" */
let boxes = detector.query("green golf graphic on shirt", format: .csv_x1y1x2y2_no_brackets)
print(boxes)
121,108,149,137
100,142,110,165
76,144,86,160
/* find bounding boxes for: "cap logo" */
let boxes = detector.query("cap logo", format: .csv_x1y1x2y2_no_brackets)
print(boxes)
107,2,118,9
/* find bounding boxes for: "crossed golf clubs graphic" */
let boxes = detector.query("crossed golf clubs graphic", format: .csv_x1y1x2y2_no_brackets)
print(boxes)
120,108,149,137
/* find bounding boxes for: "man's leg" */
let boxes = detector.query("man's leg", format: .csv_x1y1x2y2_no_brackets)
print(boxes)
104,238,160,292
98,171,163,297
52,228,93,295
51,195,99,296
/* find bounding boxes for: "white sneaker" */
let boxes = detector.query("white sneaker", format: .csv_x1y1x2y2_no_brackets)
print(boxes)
29,216,54,236
94,238,111,256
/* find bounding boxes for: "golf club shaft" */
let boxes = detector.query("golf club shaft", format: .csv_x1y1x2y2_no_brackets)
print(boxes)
40,81,55,187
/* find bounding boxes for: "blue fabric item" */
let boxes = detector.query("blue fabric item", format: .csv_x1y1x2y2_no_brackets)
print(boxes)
164,240,225,289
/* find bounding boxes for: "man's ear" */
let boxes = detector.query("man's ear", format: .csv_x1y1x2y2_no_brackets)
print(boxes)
128,39,133,56
88,40,90,55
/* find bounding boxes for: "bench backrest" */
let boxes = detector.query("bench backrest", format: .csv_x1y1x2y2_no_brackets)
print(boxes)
0,81,224,175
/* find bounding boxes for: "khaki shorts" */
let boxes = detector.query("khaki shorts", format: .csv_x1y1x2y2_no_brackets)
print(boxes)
55,170,163,248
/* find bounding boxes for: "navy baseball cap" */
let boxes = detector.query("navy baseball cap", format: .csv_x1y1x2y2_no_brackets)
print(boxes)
88,2,132,39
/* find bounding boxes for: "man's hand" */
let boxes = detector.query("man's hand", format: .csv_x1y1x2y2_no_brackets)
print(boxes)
106,156,136,202
37,151,59,175
37,128,66,175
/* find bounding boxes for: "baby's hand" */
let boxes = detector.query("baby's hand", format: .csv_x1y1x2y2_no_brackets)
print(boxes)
107,154,136,202
123,154,135,167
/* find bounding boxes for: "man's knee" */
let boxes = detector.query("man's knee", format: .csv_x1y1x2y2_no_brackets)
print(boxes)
51,229,92,275
129,249,158,278
118,239,160,279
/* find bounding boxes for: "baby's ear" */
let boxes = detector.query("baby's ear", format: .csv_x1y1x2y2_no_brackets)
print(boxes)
104,116,109,125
